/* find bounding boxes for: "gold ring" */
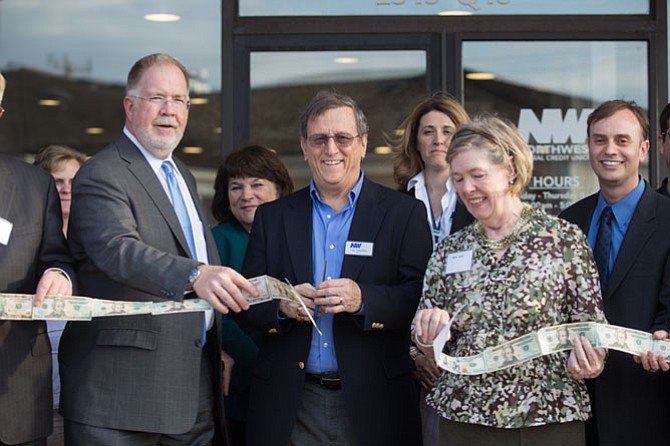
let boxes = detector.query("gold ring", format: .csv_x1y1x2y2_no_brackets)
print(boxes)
339,297,343,305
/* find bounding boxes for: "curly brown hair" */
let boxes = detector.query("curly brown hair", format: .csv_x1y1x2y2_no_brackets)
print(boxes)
211,144,294,224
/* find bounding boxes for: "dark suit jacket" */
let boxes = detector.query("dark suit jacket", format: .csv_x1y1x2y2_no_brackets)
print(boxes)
60,134,227,441
238,178,433,446
560,183,670,446
0,155,74,445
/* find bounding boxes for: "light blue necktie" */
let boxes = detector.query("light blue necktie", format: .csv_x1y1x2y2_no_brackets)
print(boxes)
161,161,206,345
161,161,196,258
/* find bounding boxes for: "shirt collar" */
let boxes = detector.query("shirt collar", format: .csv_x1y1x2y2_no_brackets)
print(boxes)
407,171,453,193
310,170,365,207
407,171,425,191
594,176,645,226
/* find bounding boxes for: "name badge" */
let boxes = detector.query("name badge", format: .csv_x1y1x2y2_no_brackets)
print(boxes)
345,241,374,257
0,217,13,246
445,250,473,274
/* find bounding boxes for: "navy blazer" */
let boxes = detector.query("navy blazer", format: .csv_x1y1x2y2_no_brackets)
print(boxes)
560,183,670,446
239,178,432,446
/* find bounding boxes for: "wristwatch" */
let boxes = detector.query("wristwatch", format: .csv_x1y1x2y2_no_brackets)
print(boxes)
188,265,201,289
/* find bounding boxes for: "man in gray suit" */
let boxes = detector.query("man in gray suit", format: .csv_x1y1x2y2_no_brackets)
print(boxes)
59,54,257,445
0,72,74,446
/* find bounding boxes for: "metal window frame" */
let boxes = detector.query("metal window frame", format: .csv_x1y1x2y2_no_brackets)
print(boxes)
223,0,667,184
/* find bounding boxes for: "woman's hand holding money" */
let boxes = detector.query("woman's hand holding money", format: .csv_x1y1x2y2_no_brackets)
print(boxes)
413,308,452,356
567,336,606,380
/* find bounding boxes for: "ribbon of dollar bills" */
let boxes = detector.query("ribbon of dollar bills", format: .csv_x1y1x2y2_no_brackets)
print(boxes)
432,321,670,375
0,275,318,330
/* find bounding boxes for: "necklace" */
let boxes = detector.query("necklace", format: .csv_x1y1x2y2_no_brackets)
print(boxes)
474,205,533,251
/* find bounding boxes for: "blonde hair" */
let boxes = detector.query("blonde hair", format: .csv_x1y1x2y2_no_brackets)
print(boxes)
447,115,533,196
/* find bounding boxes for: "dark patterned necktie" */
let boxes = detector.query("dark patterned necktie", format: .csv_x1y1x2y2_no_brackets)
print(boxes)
594,206,614,295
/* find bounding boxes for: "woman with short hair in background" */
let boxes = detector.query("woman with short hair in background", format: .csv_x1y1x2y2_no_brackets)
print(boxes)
211,144,293,445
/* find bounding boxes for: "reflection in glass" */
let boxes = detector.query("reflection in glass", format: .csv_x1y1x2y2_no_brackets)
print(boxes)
0,0,221,175
240,0,647,17
463,41,648,214
250,51,426,188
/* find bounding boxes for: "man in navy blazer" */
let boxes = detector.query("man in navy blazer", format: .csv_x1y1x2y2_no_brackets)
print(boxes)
59,54,256,445
560,100,670,446
238,91,432,446
0,72,74,446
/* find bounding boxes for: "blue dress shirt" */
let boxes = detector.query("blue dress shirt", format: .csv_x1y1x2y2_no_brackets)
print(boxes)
306,173,365,374
587,177,645,274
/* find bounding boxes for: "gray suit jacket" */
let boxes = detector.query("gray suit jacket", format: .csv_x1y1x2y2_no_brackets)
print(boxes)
60,134,226,439
560,183,670,446
0,155,74,445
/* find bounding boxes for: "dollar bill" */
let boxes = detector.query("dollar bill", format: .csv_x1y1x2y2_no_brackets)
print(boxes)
92,300,153,317
454,353,488,375
152,298,212,315
242,276,273,306
266,276,302,303
33,296,92,320
566,321,598,347
182,298,212,312
483,333,542,372
539,321,598,354
0,294,33,320
431,321,664,376
538,325,573,354
651,338,670,360
597,324,651,356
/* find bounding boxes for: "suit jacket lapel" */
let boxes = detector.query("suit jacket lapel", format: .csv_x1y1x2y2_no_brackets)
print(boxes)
606,186,656,298
284,188,313,284
341,179,385,281
116,135,193,258
0,158,16,221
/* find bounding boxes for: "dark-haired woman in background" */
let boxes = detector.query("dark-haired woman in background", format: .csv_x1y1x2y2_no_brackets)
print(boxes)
211,144,294,445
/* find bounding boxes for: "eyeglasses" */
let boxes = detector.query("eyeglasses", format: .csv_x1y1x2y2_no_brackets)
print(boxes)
130,95,190,111
662,131,669,139
306,133,360,148
0,106,4,119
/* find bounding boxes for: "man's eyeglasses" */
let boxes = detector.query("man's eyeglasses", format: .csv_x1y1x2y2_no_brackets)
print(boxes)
662,131,669,140
130,95,190,111
0,106,4,119
306,133,360,149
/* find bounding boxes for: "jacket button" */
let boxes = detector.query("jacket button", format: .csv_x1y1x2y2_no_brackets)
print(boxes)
194,339,203,348
268,328,278,334
298,361,305,369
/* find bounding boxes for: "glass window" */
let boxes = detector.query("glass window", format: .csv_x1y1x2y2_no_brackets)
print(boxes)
249,50,426,188
240,0,648,17
0,0,221,181
463,41,648,214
